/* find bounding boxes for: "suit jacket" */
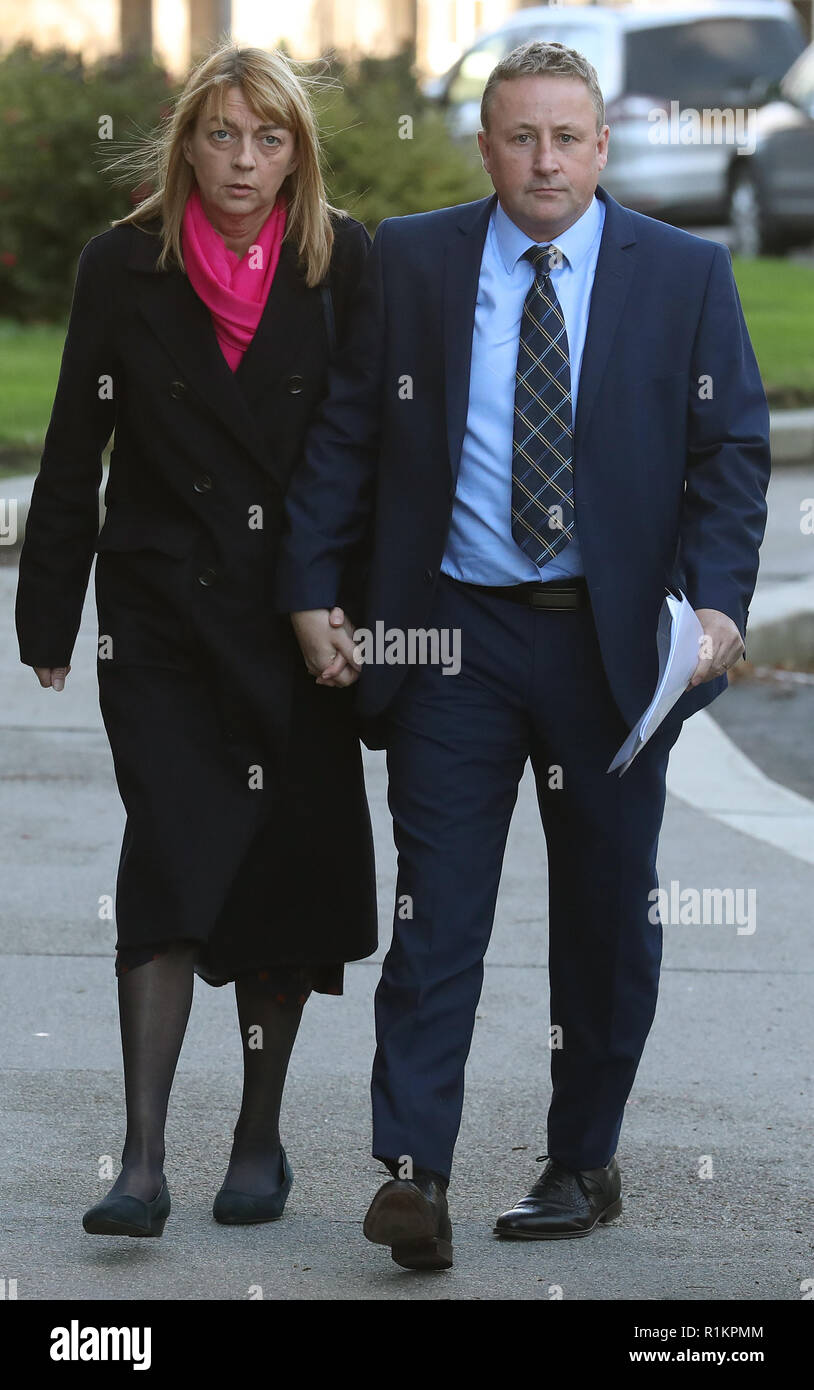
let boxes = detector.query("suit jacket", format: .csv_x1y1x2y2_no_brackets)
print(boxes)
277,185,771,741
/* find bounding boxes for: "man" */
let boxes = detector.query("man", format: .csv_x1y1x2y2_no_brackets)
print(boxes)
277,42,770,1270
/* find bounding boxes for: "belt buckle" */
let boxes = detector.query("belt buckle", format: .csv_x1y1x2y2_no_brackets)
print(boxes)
530,586,577,611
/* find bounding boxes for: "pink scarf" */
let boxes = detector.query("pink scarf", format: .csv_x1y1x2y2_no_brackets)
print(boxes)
181,185,287,371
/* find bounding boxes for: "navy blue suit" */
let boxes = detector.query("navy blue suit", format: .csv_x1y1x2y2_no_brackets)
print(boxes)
278,185,770,1178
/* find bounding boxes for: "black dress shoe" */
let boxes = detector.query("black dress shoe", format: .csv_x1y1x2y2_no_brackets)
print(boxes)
494,1155,622,1240
82,1177,170,1237
363,1171,453,1270
212,1146,293,1225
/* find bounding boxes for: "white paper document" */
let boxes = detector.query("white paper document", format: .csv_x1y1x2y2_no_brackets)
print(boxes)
608,591,703,776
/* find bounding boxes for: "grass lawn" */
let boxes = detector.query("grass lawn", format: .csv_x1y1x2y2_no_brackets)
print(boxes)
0,254,812,465
0,319,66,471
732,257,814,408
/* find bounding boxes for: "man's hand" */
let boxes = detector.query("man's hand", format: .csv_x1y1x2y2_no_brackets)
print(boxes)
290,607,361,688
33,665,71,692
688,609,744,688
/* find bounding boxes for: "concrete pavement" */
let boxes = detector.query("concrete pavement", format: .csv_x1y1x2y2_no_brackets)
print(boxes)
1,550,812,1302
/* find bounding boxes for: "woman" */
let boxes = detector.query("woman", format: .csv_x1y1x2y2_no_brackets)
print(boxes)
15,43,377,1236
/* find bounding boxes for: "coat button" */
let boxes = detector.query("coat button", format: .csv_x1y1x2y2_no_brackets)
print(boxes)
193,474,213,493
170,380,187,399
286,374,304,394
424,568,435,583
197,568,217,586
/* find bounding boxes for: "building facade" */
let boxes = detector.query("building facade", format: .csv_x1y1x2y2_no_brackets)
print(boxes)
0,0,811,75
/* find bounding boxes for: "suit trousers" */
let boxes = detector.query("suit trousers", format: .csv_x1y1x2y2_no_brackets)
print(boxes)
371,573,685,1180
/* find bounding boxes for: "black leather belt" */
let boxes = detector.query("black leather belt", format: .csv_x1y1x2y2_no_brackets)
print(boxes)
447,575,589,611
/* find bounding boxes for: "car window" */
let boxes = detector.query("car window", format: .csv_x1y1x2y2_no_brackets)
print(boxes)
446,25,610,106
447,35,513,106
623,19,804,104
782,45,814,109
510,25,611,86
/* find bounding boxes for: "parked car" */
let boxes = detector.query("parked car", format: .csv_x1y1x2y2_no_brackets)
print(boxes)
424,2,806,224
726,43,814,254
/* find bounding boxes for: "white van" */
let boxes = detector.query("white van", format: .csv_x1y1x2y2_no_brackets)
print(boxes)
425,2,805,222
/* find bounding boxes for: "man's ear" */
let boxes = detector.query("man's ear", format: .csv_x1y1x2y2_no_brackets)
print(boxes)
477,128,491,174
596,124,610,172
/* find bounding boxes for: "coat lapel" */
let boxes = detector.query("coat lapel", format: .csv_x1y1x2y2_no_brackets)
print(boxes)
126,223,311,488
235,240,323,406
443,195,496,483
572,185,637,457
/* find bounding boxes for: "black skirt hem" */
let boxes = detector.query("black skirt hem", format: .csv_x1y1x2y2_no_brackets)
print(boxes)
115,938,347,996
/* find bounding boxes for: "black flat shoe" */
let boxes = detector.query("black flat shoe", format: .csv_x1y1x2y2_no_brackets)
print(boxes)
212,1146,293,1225
82,1176,170,1237
494,1154,622,1240
363,1171,453,1270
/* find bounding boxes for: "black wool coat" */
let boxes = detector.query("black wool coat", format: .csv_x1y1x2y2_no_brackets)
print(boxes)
15,212,378,980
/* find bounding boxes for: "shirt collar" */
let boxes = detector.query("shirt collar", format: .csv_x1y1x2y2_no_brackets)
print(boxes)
494,193,603,275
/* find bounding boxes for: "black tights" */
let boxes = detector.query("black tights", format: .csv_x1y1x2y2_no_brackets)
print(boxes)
107,942,304,1201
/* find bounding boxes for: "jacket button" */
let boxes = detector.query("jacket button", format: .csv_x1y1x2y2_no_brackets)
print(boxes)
193,474,213,493
170,380,187,399
286,374,304,394
424,568,435,583
197,568,217,586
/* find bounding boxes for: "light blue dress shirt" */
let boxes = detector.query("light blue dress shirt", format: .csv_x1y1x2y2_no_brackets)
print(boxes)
441,193,606,584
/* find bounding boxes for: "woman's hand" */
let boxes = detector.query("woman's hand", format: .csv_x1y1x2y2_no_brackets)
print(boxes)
33,666,71,692
290,607,360,687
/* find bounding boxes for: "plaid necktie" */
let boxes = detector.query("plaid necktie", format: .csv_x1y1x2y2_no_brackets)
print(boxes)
511,244,574,564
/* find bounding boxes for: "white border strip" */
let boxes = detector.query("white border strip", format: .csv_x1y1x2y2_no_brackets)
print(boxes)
667,709,814,867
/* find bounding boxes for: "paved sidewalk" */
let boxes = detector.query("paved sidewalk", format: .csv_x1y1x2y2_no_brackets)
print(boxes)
1,561,812,1301
1,558,811,1295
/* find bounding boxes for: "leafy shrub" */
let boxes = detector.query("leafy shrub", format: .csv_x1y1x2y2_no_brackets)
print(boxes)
313,49,488,228
0,43,173,320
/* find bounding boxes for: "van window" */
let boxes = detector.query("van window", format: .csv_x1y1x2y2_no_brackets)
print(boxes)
447,36,513,106
447,25,609,106
510,25,610,85
623,19,804,104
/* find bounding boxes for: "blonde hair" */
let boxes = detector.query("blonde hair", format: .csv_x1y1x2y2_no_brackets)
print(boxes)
481,40,605,133
110,43,342,286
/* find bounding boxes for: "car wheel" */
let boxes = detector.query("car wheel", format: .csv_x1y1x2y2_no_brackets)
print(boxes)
728,167,782,257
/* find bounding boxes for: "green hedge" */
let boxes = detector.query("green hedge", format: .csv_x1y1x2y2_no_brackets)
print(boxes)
0,44,487,323
313,52,488,229
0,44,174,321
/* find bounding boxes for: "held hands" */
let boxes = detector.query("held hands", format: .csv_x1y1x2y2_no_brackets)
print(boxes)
34,611,740,696
33,666,70,692
687,609,744,688
290,607,361,688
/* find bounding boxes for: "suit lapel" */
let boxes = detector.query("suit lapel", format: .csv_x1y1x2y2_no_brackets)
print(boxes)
441,187,638,481
573,185,637,456
443,195,496,483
